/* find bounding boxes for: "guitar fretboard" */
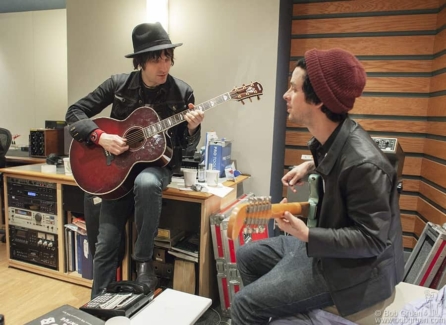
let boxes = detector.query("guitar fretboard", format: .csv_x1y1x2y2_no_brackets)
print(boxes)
141,92,233,139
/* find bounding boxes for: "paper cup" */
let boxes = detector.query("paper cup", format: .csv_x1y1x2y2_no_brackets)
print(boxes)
183,169,197,187
206,170,220,187
63,157,72,175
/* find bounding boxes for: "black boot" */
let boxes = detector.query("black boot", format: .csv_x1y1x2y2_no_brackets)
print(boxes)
135,261,159,292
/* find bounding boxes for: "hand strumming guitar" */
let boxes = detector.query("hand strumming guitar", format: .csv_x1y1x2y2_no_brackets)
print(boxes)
98,133,129,155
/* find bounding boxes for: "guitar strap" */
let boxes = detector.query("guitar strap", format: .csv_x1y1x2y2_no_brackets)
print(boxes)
306,173,323,228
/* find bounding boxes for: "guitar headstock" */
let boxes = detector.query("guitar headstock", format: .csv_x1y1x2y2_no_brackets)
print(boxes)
230,82,263,104
227,197,271,241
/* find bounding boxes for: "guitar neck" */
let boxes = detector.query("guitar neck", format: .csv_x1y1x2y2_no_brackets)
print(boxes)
143,92,232,138
227,201,310,241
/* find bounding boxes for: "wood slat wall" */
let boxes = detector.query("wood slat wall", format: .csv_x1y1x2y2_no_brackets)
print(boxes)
286,0,446,249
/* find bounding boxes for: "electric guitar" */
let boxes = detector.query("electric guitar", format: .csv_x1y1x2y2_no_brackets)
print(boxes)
69,82,263,200
227,174,323,240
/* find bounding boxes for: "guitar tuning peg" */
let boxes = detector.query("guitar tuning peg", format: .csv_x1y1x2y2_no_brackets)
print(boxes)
240,99,245,105
257,95,261,100
249,98,252,102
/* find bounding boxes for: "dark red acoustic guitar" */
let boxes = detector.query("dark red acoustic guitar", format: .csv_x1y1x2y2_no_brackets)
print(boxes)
69,82,263,200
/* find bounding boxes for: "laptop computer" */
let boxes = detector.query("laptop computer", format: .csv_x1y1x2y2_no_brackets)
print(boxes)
130,289,212,325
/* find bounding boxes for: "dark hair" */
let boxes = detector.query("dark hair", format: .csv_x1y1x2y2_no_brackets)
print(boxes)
295,58,347,122
132,48,175,70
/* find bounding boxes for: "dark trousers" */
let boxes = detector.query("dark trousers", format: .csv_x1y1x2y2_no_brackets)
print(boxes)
85,166,172,298
230,236,334,325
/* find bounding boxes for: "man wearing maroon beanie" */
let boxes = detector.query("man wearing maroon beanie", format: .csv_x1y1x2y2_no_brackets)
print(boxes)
231,48,404,324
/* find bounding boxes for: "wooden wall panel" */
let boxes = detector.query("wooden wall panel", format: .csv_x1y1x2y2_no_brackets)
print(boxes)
289,60,432,74
421,159,446,188
354,97,428,116
365,77,430,93
417,198,446,226
284,149,310,166
291,36,434,57
424,138,446,160
430,73,446,93
400,194,418,211
402,157,422,176
293,0,439,16
282,96,429,116
397,138,425,154
285,131,311,146
353,119,426,134
433,29,446,53
403,236,417,249
419,181,446,209
428,96,446,116
403,179,420,192
437,6,446,28
292,15,436,35
414,216,427,238
426,121,446,136
360,60,432,73
431,55,446,72
401,214,415,233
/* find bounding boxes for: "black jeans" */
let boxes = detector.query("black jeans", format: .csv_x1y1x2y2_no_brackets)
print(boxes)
88,166,172,297
231,236,333,324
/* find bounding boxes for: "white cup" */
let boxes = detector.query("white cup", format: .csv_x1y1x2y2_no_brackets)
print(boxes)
63,157,72,175
183,168,197,187
105,316,131,325
206,170,220,187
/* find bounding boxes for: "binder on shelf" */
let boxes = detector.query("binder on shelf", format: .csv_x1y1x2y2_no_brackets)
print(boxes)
76,232,83,273
64,227,75,272
79,233,93,280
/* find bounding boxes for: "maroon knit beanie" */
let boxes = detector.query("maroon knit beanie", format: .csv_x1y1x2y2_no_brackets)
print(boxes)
304,48,366,114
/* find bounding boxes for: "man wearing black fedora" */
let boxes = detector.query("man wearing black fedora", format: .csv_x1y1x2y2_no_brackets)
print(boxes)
66,22,204,297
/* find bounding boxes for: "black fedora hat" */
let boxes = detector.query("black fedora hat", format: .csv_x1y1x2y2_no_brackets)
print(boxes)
125,22,182,58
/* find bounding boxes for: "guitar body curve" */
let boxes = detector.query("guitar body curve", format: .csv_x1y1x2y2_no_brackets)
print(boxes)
69,107,173,200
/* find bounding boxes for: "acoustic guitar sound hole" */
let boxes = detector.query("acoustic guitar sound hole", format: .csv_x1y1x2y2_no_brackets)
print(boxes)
125,128,145,150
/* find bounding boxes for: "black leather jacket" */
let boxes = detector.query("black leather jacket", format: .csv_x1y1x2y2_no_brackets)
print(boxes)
65,71,200,172
307,118,404,316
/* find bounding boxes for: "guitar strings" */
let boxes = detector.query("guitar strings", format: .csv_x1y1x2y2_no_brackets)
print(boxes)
122,91,238,145
122,107,195,145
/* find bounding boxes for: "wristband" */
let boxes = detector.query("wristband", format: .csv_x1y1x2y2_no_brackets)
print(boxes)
90,129,104,144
